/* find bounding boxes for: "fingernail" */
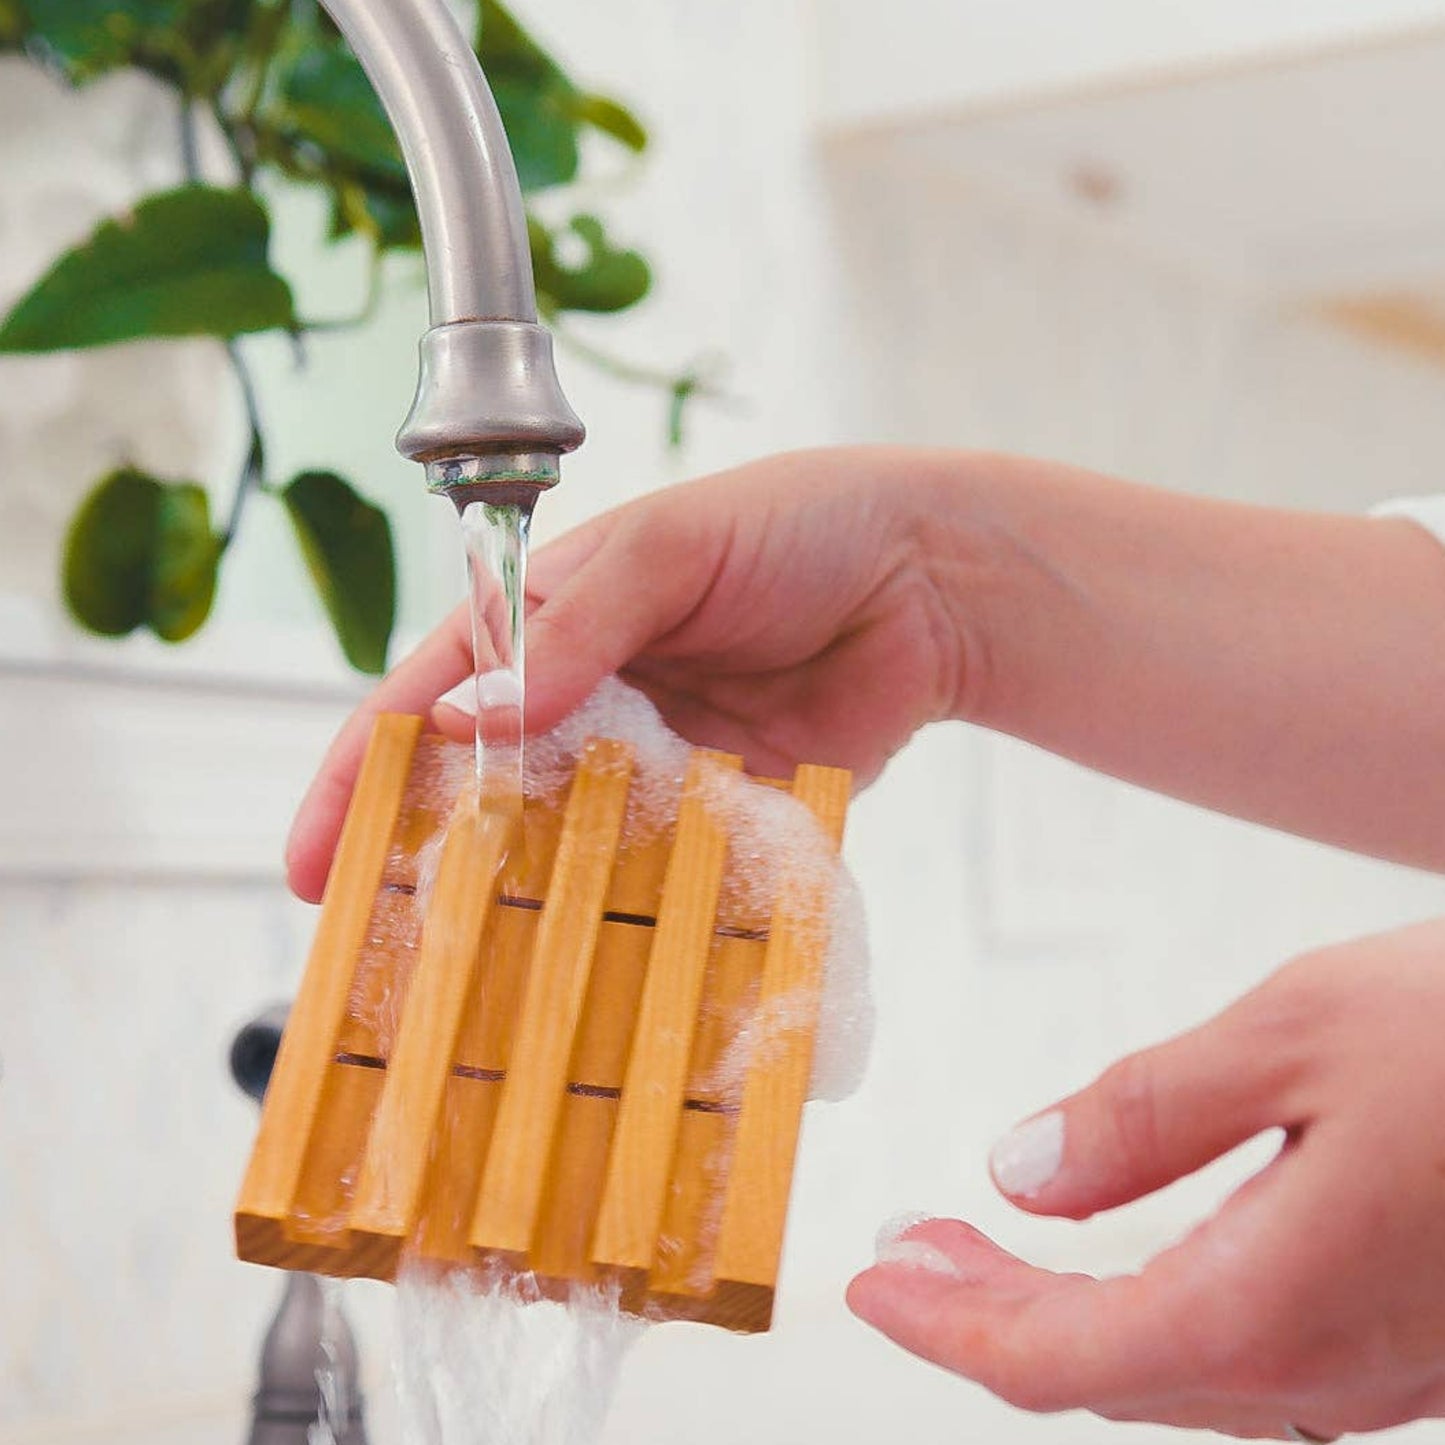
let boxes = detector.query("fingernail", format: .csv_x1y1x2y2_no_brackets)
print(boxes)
990,1110,1065,1197
435,678,477,715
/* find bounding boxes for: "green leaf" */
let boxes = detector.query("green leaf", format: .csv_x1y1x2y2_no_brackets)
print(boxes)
1,0,27,49
530,213,650,314
489,72,579,192
0,185,295,353
476,0,582,191
475,3,646,188
268,37,406,187
475,0,551,83
21,0,254,91
282,471,395,674
263,34,423,251
567,92,647,152
63,468,220,642
327,185,422,251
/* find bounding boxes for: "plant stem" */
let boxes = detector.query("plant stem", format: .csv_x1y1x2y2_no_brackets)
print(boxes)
547,313,724,448
222,340,268,549
300,244,386,332
174,96,267,547
546,312,681,390
234,3,278,126
212,99,256,186
220,0,288,185
178,97,201,183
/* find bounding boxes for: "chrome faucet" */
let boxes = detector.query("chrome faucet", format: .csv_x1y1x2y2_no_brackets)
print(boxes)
319,0,585,513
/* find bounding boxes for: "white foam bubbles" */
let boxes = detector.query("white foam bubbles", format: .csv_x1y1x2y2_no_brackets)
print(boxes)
524,676,692,839
872,1214,967,1281
529,678,874,1103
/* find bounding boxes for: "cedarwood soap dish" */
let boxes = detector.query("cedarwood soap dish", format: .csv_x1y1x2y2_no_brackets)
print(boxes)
235,712,851,1332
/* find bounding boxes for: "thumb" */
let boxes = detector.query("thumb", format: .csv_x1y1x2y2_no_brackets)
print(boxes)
989,991,1307,1220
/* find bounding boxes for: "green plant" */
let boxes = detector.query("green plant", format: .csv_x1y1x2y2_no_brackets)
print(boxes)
0,0,706,672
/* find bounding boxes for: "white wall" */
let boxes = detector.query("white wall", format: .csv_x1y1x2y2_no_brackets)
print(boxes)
4,5,1445,1444
812,0,1445,132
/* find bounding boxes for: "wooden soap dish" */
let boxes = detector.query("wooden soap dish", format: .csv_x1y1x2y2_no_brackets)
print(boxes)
235,713,850,1333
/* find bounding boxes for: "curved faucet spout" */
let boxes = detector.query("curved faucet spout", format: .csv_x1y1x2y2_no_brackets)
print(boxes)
319,0,584,498
318,0,532,326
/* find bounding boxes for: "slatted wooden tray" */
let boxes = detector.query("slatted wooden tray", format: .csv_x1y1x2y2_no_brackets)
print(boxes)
236,713,850,1332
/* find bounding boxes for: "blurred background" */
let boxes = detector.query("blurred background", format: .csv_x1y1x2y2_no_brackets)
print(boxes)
6,1,1445,1441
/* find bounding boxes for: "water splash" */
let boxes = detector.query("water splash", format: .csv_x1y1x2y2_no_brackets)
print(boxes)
309,1277,350,1445
393,1267,642,1445
460,498,531,814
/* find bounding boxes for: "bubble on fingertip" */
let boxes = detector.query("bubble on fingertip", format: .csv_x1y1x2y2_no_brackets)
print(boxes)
875,1212,934,1253
873,1214,967,1280
876,1239,967,1280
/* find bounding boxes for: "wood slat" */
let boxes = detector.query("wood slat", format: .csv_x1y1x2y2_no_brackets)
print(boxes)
450,902,537,1074
452,915,653,1088
412,892,534,1264
235,1212,401,1282
495,789,566,901
648,1108,736,1299
235,713,422,1234
469,739,634,1258
413,1073,504,1266
567,920,653,1089
384,735,471,887
505,793,671,921
384,735,775,932
333,886,425,1060
604,825,674,919
684,935,767,1105
531,1093,619,1284
708,764,851,1301
349,802,513,1241
591,751,741,1272
285,1059,385,1248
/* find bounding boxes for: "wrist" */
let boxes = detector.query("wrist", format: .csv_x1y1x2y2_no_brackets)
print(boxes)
899,449,1061,731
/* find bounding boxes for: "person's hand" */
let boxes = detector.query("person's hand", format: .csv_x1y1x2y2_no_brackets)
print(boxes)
286,447,980,902
286,441,1445,904
848,919,1445,1439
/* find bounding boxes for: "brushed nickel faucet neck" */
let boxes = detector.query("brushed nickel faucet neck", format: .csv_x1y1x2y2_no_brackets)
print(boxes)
319,0,584,486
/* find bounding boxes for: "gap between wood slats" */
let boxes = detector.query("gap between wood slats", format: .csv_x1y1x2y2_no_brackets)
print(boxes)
380,882,769,941
331,1054,741,1114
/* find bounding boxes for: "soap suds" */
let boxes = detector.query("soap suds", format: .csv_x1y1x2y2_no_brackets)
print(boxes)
524,676,692,842
309,1278,352,1445
526,678,874,1103
872,1214,968,1281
